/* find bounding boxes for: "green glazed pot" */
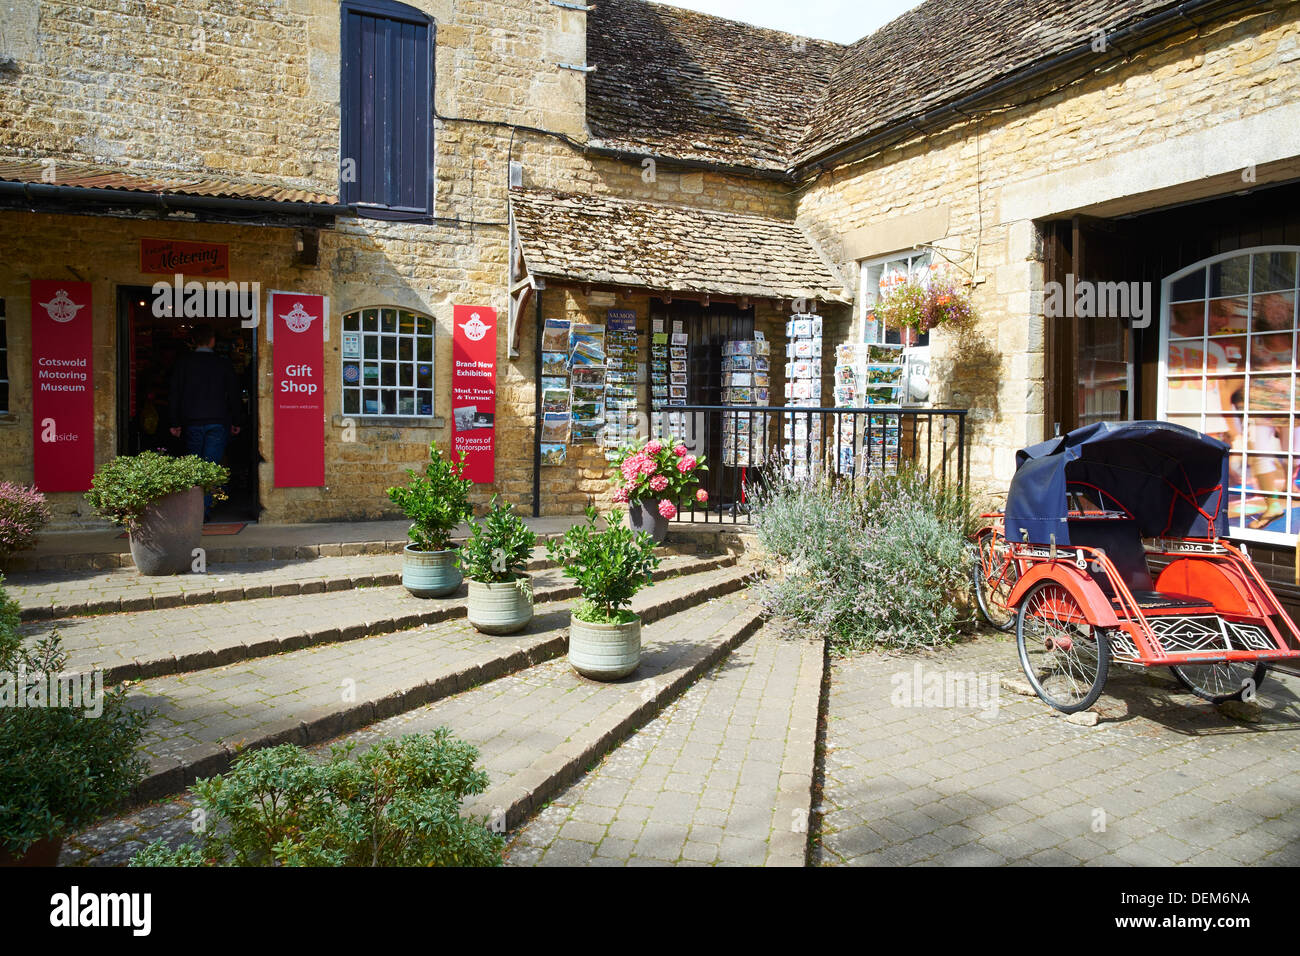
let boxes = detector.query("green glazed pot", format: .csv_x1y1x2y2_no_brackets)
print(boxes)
467,576,533,634
402,546,462,598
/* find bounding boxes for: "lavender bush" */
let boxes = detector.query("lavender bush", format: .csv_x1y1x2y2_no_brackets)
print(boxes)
749,467,974,654
0,482,50,564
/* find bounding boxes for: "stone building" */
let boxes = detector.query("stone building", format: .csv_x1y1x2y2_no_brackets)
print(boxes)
1,0,1298,590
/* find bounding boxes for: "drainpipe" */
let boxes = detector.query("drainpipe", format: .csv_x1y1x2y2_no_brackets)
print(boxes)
0,181,355,219
532,286,543,518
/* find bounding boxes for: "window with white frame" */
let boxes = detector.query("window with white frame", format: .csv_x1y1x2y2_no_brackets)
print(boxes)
340,306,435,418
859,250,932,346
1158,246,1300,544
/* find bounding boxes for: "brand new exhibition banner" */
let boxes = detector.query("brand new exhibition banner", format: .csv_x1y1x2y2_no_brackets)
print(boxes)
30,281,94,491
451,304,497,483
269,291,326,488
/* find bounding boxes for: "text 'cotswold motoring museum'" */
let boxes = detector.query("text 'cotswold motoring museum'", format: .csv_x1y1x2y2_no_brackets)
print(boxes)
2,0,1299,587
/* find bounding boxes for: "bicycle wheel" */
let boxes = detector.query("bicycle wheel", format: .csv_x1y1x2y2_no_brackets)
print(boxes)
972,531,1018,632
1016,580,1110,713
1170,662,1268,704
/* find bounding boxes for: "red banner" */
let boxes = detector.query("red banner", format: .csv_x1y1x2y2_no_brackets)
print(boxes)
139,238,229,278
270,291,326,488
451,304,497,483
30,281,94,492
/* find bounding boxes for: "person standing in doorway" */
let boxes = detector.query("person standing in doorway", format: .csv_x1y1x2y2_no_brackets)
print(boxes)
169,324,241,521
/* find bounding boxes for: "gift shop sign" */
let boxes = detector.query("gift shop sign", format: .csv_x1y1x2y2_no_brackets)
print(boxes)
451,305,497,483
268,291,327,488
31,282,95,492
139,238,230,278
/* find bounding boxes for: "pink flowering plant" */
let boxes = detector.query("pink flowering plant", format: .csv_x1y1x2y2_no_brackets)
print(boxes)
611,437,709,515
0,482,50,563
873,263,976,334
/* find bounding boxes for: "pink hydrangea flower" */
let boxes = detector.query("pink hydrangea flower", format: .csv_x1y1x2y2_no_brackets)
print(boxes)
612,486,629,503
676,456,697,473
649,474,668,492
674,444,688,457
658,500,677,520
620,453,646,483
638,458,657,476
695,489,708,503
644,440,663,455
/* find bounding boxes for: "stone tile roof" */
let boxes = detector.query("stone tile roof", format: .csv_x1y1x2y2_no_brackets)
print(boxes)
795,0,1180,166
509,188,849,302
589,0,1188,172
0,157,341,205
586,0,841,172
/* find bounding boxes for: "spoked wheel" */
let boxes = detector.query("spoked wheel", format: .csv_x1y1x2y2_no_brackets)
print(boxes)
1016,580,1110,713
1170,662,1268,704
972,532,1019,632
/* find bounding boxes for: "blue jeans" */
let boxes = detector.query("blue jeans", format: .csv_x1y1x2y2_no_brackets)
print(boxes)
183,424,228,518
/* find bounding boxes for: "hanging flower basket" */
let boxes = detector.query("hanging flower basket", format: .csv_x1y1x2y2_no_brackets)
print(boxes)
874,264,977,334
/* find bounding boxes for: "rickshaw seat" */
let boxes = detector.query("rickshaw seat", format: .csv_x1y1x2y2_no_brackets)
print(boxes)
1066,517,1214,611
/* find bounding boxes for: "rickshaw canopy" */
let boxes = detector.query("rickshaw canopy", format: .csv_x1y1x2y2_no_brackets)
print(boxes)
1004,420,1230,546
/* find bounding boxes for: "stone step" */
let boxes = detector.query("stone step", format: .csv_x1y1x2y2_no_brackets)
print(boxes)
306,589,771,837
31,553,738,683
127,564,753,803
503,626,823,867
12,546,573,621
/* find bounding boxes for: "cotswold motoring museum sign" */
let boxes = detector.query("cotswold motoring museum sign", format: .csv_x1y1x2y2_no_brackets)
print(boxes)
30,281,94,492
268,291,326,488
451,304,497,483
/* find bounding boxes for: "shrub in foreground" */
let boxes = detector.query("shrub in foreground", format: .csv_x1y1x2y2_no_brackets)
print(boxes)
130,731,503,867
749,466,974,654
0,482,50,564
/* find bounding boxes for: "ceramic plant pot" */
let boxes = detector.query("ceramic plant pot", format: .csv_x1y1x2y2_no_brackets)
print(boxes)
626,501,669,544
128,486,204,576
568,613,641,680
467,576,534,634
402,546,462,598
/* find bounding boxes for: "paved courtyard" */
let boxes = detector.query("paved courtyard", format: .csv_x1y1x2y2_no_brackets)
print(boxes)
815,634,1300,866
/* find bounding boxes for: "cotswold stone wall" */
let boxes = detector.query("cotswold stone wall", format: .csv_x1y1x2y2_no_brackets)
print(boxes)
797,1,1300,496
0,0,809,525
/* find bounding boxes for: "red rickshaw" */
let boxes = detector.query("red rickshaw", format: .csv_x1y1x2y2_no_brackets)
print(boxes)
972,420,1300,713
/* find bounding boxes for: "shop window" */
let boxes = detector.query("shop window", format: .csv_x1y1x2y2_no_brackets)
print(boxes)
340,0,434,219
1159,246,1300,543
341,307,435,418
0,298,7,412
858,251,931,403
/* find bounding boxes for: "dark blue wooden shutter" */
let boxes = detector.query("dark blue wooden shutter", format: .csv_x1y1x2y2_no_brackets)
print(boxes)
341,2,432,216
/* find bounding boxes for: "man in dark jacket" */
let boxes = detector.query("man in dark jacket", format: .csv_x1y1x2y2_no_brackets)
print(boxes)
169,324,241,520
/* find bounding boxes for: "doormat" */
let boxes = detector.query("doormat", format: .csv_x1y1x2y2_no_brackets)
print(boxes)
115,522,246,539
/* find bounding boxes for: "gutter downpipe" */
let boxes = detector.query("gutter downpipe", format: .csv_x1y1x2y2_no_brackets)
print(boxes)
0,180,356,219
532,283,544,518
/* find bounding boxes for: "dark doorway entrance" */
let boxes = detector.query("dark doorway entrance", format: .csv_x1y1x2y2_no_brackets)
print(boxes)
115,286,261,522
648,298,755,511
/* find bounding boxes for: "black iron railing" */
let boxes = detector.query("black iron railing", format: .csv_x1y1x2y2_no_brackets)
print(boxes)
649,405,968,523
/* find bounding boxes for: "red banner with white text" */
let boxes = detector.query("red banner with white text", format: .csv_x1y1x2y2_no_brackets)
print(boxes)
451,304,497,483
270,291,326,488
30,281,94,492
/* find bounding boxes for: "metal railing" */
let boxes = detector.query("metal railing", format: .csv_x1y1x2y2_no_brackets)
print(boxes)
649,405,968,524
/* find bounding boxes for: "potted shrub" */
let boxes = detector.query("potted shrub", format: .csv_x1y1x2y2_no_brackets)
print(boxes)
610,437,709,544
386,442,474,598
0,581,148,866
458,497,537,635
0,482,50,570
85,452,229,575
546,507,660,680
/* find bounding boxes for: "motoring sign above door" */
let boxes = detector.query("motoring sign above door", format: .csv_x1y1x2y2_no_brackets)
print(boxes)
139,238,230,278
30,280,94,492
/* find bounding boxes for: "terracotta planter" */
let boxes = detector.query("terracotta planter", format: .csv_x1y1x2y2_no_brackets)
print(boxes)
128,486,204,576
0,835,64,867
467,576,533,634
569,612,641,680
402,546,462,598
626,501,669,544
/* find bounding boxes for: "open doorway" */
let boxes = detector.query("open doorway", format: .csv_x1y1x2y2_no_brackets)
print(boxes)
115,286,261,522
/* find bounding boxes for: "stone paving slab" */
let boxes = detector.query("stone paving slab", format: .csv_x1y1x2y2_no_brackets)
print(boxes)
815,633,1300,867
27,553,735,682
306,590,767,834
126,565,752,803
9,548,566,621
504,627,823,867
